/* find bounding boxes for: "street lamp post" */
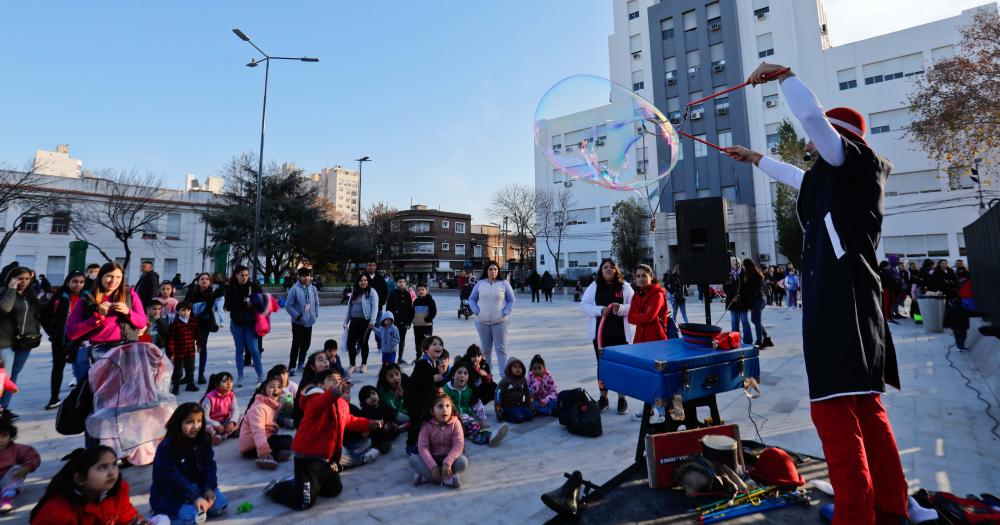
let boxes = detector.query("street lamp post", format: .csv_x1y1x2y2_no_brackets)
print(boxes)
232,28,318,283
355,156,371,226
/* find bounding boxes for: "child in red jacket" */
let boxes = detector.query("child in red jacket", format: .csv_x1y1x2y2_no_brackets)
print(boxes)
0,414,39,514
168,302,200,394
265,369,381,510
29,445,168,524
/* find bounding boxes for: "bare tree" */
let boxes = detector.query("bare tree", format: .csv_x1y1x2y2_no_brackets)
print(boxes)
364,201,403,269
490,183,537,281
535,186,575,281
71,168,171,272
0,166,56,258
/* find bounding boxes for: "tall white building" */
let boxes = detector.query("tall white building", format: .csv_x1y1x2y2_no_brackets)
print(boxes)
33,144,82,178
535,1,993,276
308,165,360,225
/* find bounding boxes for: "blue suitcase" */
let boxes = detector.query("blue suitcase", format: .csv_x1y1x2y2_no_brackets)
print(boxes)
599,338,759,407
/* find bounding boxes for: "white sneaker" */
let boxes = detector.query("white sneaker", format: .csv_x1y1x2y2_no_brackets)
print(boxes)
295,365,305,375
360,364,368,374
348,366,356,374
489,423,510,447
363,448,380,463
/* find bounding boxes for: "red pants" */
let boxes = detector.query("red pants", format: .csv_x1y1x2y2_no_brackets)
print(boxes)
811,394,908,525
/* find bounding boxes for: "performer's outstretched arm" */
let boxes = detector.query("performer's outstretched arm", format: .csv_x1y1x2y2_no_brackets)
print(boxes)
779,75,845,167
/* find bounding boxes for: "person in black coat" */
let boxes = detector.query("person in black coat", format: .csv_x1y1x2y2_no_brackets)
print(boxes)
725,62,906,523
39,271,88,409
134,260,160,308
385,277,415,365
527,271,541,303
740,259,768,347
362,262,389,360
540,271,555,302
932,259,958,298
223,265,265,386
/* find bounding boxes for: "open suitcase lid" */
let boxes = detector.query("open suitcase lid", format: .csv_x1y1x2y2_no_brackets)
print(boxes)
601,338,758,373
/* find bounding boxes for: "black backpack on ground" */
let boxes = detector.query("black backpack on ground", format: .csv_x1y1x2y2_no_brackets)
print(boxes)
557,388,602,437
56,376,93,435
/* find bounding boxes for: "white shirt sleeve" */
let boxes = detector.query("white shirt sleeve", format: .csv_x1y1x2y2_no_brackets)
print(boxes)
780,76,845,167
757,155,805,190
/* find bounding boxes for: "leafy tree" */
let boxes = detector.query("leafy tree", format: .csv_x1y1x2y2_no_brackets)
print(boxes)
535,186,575,280
611,197,648,273
772,119,810,267
203,153,326,282
908,8,1000,179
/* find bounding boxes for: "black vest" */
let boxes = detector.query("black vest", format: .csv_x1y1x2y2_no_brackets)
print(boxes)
797,136,899,400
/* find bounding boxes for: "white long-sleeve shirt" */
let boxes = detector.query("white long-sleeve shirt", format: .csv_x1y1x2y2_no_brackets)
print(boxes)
755,75,846,189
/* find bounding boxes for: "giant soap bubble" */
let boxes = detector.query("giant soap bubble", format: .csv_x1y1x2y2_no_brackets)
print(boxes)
534,74,680,191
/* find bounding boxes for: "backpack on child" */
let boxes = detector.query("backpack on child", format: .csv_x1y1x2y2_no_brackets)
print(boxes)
557,388,602,438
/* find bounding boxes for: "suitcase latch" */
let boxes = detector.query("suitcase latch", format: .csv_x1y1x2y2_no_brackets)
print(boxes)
654,360,668,372
682,368,690,390
737,359,745,377
703,375,719,389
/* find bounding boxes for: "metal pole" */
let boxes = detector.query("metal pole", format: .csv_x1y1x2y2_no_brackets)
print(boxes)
357,159,363,226
251,58,269,284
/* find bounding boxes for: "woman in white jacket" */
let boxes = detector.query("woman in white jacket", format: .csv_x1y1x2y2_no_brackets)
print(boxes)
469,261,515,373
580,259,633,414
342,273,379,374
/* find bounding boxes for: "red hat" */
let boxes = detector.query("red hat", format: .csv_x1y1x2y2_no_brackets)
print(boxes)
749,447,805,487
825,107,867,144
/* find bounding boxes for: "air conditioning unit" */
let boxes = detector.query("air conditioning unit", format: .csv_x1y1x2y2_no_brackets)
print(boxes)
565,145,574,153
637,167,646,174
710,22,721,31
691,109,704,120
636,126,645,135
669,117,682,125
759,253,770,262
667,77,676,86
757,13,767,21
765,100,778,108
596,138,605,146
563,180,573,187
713,64,724,73
716,107,728,115
769,146,779,154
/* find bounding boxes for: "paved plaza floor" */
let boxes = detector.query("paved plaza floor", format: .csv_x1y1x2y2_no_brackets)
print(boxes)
2,291,997,523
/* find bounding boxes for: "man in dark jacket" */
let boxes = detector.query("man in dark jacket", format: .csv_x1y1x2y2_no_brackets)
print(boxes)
135,260,160,308
411,283,437,360
385,277,415,364
725,62,906,524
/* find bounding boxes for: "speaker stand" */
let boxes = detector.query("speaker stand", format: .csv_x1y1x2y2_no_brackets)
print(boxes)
701,282,712,325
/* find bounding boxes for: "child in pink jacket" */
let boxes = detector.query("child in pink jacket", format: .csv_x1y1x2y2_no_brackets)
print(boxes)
410,392,467,488
527,354,558,417
238,377,292,470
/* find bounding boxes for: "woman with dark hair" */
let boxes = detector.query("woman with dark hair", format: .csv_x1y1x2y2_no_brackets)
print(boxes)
540,271,556,302
342,273,378,374
469,261,515,373
223,265,264,387
932,259,958,298
580,258,633,414
724,259,752,345
39,271,88,410
0,267,43,413
185,272,225,384
741,258,769,347
65,262,146,383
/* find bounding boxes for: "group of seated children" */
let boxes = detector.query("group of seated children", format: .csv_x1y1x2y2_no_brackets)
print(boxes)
24,334,562,520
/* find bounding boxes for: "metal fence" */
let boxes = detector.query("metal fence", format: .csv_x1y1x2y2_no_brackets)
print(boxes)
964,204,1000,322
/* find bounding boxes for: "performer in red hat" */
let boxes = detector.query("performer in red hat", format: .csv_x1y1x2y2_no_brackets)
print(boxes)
724,62,907,525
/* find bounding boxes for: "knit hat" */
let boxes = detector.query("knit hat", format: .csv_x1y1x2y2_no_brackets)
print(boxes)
825,107,867,144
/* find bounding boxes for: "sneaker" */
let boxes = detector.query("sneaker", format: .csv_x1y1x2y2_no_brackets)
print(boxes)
442,474,461,488
288,368,296,377
45,399,61,410
363,448,381,464
598,396,609,412
489,423,510,447
348,366,356,375
68,382,76,388
649,412,666,425
211,434,223,446
170,384,180,396
413,473,429,486
198,376,207,385
185,383,200,392
360,364,368,374
617,397,628,415
0,496,13,513
256,456,279,470
398,358,408,365
263,479,278,496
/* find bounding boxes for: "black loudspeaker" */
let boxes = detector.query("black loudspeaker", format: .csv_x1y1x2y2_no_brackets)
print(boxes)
676,197,730,285
541,471,584,519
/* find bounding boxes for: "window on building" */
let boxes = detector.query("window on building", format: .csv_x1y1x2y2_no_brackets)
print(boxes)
765,123,780,151
667,97,680,116
683,10,697,31
46,256,67,285
567,208,592,225
753,0,770,17
50,211,70,234
707,2,721,21
18,216,39,232
164,258,178,278
141,211,157,239
442,220,450,229
568,251,599,268
947,167,977,190
837,68,858,90
664,56,677,82
957,233,966,256
686,50,700,74
630,34,642,56
455,243,466,256
441,242,450,251
882,234,949,258
715,96,730,113
455,222,466,233
931,45,955,63
473,244,482,257
165,212,181,240
600,206,611,223
632,70,644,91
863,53,923,85
757,33,774,58
627,0,639,19
869,108,910,135
694,135,708,157
0,208,6,231
884,170,940,196
710,43,725,63
661,17,674,40
718,130,733,148
405,242,435,254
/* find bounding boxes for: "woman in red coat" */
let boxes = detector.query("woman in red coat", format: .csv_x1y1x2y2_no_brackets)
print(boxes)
627,264,670,344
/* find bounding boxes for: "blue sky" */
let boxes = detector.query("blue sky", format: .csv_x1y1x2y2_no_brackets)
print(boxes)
0,2,612,220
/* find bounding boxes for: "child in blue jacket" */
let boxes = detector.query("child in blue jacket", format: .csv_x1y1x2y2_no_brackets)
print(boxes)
150,402,228,524
374,311,401,365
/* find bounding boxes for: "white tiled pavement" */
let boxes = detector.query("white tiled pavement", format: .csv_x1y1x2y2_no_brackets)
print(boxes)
2,290,997,524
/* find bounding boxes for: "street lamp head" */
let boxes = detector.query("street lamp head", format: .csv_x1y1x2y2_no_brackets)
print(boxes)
232,28,251,42
246,61,259,67
300,57,319,62
356,156,371,162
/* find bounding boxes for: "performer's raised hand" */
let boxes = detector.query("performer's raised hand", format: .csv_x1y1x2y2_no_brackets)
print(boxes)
723,146,762,166
746,62,792,86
